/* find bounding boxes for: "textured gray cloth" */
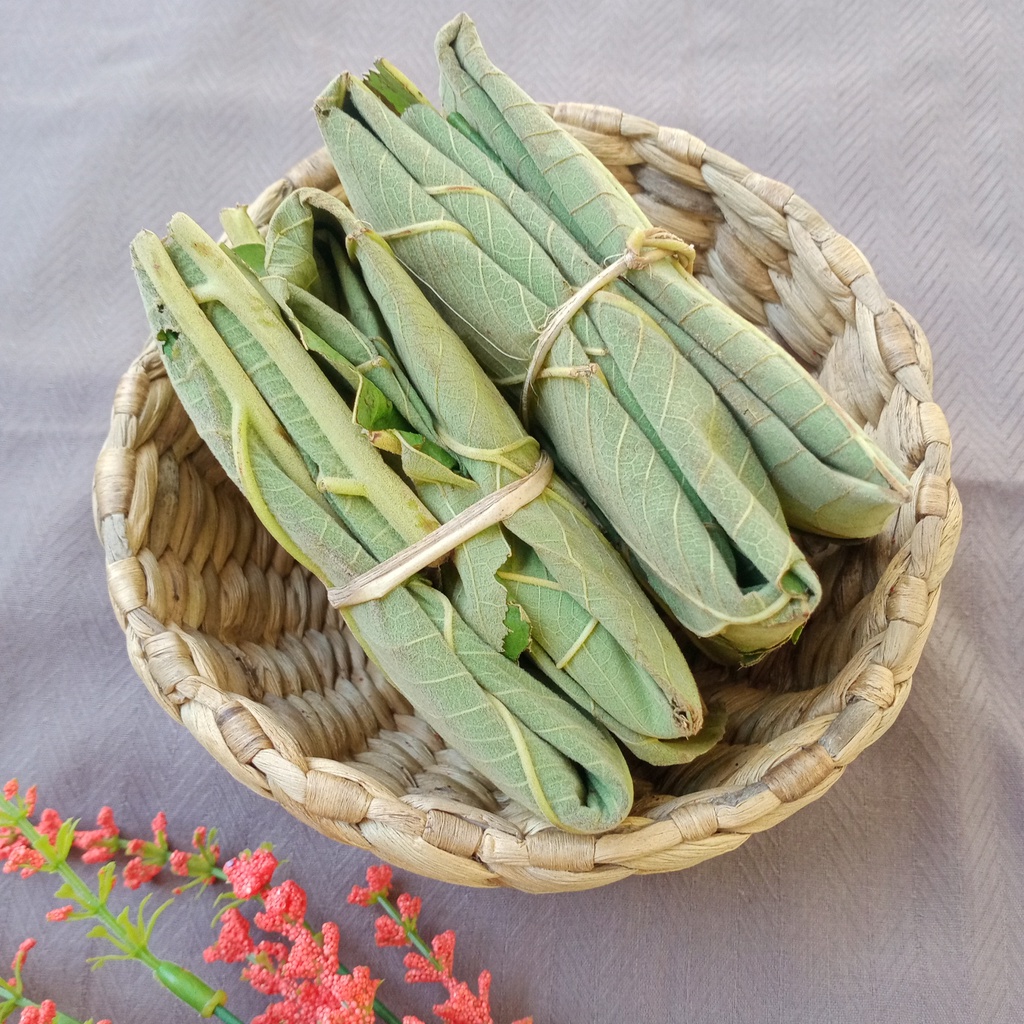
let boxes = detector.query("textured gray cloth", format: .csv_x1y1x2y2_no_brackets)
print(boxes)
1,2,1020,1022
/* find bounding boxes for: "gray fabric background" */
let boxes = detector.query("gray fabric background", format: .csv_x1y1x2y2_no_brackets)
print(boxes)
2,2,1021,1021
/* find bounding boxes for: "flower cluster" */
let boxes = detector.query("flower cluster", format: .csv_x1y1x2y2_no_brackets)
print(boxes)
2,780,532,1024
1,782,45,879
348,866,532,1024
206,850,383,1024
1,781,221,894
2,936,112,1024
1,780,239,1024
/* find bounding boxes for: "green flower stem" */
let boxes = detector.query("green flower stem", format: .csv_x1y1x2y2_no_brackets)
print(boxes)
212,1008,246,1024
376,895,444,973
5,808,244,1024
13,814,160,971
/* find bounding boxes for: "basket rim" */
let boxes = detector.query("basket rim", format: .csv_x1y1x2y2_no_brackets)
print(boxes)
93,100,962,893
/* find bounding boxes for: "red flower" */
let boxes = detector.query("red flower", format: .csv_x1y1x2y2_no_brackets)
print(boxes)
169,849,192,876
16,997,56,1024
400,926,533,1024
165,820,219,889
45,905,74,923
241,940,290,997
1,838,46,878
375,915,407,947
331,964,382,1021
368,887,423,948
279,926,327,978
348,864,393,906
223,847,277,899
36,810,62,847
74,807,119,864
320,921,342,978
229,882,383,1024
203,907,256,964
397,893,422,924
10,937,35,974
404,930,456,984
123,856,162,890
118,809,174,888
0,829,17,862
432,972,494,1024
255,879,307,933
0,781,37,817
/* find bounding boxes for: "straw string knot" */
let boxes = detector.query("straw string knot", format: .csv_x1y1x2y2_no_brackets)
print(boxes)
520,227,695,423
327,452,554,609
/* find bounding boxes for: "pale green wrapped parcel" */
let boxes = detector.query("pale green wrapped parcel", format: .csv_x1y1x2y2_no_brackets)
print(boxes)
131,215,639,833
431,14,910,540
258,187,725,761
315,69,824,665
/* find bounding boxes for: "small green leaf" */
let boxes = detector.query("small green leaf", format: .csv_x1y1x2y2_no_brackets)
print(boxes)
32,832,56,859
156,328,179,360
502,601,532,660
365,58,430,115
136,892,154,933
88,953,134,969
353,374,403,431
229,242,267,277
53,881,76,901
55,817,78,861
211,894,247,927
97,862,117,903
395,430,459,470
143,897,176,943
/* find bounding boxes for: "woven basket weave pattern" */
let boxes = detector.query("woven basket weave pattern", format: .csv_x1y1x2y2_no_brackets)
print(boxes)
93,103,961,893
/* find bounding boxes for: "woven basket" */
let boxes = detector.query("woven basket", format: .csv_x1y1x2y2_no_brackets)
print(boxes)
93,102,961,893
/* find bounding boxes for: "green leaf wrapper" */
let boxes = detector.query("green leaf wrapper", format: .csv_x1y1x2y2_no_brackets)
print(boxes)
315,66,821,661
131,219,635,833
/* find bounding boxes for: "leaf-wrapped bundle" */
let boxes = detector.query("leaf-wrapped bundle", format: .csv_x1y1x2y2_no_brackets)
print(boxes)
130,216,636,833
432,14,910,540
314,66,821,662
259,188,718,755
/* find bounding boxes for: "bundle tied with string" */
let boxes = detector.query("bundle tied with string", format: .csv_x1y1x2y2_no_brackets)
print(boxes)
332,224,693,604
95,66,960,891
126,177,726,838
